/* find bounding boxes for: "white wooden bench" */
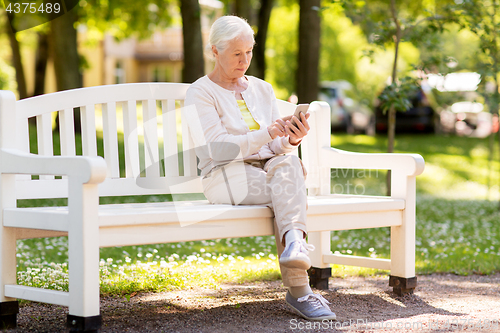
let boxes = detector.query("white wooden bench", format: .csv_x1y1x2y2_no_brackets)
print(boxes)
0,83,424,331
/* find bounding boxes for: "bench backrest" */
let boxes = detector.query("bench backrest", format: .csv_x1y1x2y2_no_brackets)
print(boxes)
0,83,330,200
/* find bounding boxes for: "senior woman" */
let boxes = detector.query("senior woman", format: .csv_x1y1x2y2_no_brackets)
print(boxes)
185,15,336,321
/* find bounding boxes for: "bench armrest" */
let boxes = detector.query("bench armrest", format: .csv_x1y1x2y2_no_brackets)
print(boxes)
1,148,107,184
320,146,425,177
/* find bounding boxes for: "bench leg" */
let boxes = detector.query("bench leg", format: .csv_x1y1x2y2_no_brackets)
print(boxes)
0,241,18,330
389,173,417,296
307,231,331,290
308,267,331,290
67,182,101,332
0,301,18,329
1,174,18,329
389,222,418,296
389,276,417,296
67,314,102,332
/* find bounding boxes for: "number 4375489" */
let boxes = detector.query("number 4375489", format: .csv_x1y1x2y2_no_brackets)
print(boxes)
6,2,61,14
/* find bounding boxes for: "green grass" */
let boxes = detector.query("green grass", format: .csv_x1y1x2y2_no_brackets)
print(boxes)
16,132,500,295
330,133,500,199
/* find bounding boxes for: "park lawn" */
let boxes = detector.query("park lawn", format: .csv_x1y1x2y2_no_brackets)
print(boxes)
16,133,500,295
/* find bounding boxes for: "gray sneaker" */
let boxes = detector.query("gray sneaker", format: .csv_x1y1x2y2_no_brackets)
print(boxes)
279,240,314,270
285,291,337,321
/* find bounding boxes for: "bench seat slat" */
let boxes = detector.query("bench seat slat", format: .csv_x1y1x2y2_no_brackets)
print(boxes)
306,195,405,213
8,195,404,228
307,210,403,232
323,254,392,270
143,99,160,177
102,102,120,178
81,105,98,156
180,100,198,176
161,99,179,177
99,217,275,247
5,285,69,306
36,113,54,180
14,177,204,199
59,108,76,156
123,100,140,178
4,208,68,231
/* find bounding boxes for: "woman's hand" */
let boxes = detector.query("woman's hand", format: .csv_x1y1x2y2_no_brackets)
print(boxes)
285,112,310,145
267,121,287,139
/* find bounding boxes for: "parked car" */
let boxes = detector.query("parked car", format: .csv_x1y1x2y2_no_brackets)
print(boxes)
374,85,440,134
442,101,492,138
319,81,375,135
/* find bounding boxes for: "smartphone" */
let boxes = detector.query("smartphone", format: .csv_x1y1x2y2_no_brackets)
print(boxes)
291,104,309,127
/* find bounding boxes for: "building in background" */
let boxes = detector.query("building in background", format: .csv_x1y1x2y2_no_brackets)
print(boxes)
102,0,223,86
22,0,223,95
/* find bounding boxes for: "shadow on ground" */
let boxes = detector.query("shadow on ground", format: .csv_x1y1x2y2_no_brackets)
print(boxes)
6,273,500,332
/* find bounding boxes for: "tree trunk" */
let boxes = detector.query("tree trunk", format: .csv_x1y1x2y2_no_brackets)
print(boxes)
491,0,500,210
5,13,28,99
386,0,401,196
34,32,49,96
247,0,274,79
235,0,253,24
49,9,82,133
296,0,320,104
49,10,81,91
180,0,205,83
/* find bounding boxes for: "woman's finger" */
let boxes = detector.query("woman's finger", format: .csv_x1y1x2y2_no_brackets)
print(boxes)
276,118,287,129
298,113,310,131
286,120,300,135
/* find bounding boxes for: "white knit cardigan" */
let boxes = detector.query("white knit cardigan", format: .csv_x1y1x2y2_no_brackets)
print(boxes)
185,75,299,176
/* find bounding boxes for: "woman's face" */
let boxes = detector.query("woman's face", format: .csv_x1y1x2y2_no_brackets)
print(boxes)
213,34,254,80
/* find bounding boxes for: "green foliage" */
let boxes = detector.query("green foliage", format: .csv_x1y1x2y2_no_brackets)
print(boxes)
0,60,10,90
266,3,395,104
80,0,174,41
265,4,299,99
378,76,420,114
319,5,362,86
456,0,500,114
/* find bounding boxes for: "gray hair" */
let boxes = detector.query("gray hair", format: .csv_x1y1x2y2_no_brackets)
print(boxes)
206,16,255,57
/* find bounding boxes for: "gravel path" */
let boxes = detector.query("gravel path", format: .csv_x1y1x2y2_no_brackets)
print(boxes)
5,273,500,332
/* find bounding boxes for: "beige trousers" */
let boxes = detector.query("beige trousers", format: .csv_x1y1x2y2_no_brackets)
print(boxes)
202,154,310,287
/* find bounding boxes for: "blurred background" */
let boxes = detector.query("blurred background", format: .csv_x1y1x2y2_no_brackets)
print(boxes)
3,0,500,287
0,0,499,198
1,0,499,137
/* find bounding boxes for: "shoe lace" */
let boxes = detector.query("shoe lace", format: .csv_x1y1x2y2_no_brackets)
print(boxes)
297,293,331,310
297,239,315,254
